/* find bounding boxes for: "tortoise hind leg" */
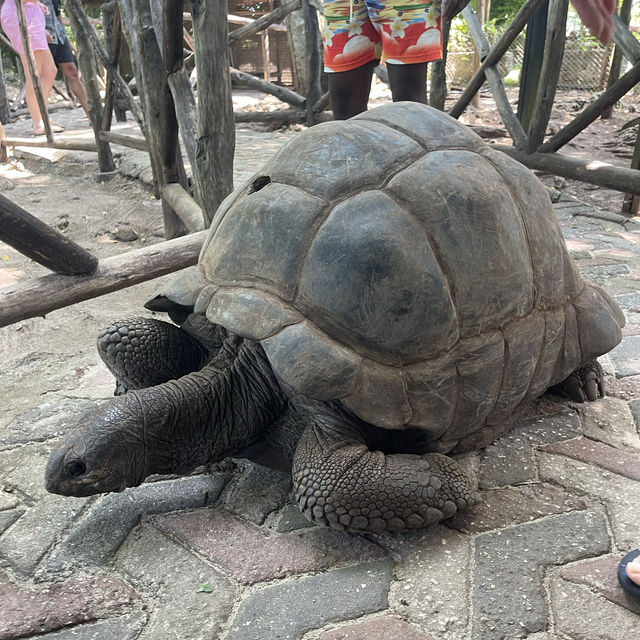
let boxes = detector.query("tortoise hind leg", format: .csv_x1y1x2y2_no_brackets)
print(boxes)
97,318,209,395
292,420,473,533
549,358,605,403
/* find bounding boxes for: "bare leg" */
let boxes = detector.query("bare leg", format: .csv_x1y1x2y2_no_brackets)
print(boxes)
387,62,428,104
59,61,90,117
23,49,58,133
328,59,377,120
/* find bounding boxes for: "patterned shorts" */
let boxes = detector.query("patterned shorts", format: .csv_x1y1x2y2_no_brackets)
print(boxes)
323,0,443,73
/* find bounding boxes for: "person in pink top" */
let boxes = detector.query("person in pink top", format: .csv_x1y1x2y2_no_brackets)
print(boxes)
0,0,62,134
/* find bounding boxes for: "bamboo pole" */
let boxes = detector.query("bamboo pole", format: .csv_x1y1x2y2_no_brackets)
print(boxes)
539,59,640,152
462,6,528,149
526,0,568,152
493,143,640,194
13,0,52,141
0,231,207,328
0,192,98,275
449,0,548,119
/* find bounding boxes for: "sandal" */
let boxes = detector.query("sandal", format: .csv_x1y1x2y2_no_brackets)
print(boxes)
618,549,640,601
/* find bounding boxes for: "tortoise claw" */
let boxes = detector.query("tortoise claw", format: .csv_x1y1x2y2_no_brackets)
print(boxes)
551,359,605,403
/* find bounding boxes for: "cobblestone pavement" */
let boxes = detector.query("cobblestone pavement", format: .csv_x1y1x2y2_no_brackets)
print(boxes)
2,105,640,640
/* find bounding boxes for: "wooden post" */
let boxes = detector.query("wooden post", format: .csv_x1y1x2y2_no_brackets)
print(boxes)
302,0,322,126
127,0,188,239
0,192,98,275
602,0,633,119
261,30,271,82
100,1,123,133
13,0,52,141
429,21,449,111
66,4,115,173
189,0,235,225
449,0,547,118
622,129,640,214
540,59,640,152
526,0,568,152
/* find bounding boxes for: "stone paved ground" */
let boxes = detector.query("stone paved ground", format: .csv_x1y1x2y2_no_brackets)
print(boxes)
2,101,640,640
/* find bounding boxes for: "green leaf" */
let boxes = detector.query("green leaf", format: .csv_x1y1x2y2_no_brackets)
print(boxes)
197,583,214,593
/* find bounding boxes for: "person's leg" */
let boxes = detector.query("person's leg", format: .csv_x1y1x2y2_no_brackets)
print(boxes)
34,48,58,103
19,54,44,132
387,62,428,104
328,59,377,120
59,62,89,117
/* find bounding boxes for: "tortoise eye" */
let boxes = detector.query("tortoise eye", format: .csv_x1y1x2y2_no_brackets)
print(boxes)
65,460,86,478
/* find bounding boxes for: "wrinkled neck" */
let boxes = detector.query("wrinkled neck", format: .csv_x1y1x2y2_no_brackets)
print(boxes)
119,338,287,480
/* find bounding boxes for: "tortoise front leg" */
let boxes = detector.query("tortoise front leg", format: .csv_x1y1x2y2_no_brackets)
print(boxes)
97,318,211,394
292,421,473,533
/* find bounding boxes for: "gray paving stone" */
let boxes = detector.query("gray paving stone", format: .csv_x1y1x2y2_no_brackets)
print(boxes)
577,396,640,452
472,510,610,639
479,410,581,489
1,397,103,449
227,560,392,640
0,508,24,535
43,473,230,575
25,613,146,640
0,489,20,511
223,461,292,525
608,334,640,377
380,524,471,640
0,491,89,575
578,263,631,285
537,451,640,550
116,524,236,640
550,575,640,638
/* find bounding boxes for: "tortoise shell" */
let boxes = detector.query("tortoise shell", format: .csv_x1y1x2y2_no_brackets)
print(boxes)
192,102,623,452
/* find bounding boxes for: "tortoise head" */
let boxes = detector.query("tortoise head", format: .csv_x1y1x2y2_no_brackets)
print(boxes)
45,401,146,497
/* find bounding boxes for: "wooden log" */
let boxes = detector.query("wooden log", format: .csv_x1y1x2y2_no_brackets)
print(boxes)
492,143,640,194
233,108,331,124
526,0,568,152
0,57,10,124
603,0,634,120
100,2,123,136
167,69,197,170
612,12,640,64
14,0,53,141
228,0,301,45
0,192,98,275
313,91,330,113
449,0,548,119
540,59,640,152
0,122,7,162
1,135,97,151
462,6,527,149
0,230,207,328
67,5,115,172
622,125,640,213
161,183,205,232
189,0,235,225
230,68,305,107
98,130,148,151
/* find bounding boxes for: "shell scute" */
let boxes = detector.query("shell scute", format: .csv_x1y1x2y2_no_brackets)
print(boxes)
297,189,458,364
387,150,534,337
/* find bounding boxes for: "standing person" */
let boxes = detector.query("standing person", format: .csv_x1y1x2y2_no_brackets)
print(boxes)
0,0,62,134
41,0,89,117
322,0,470,120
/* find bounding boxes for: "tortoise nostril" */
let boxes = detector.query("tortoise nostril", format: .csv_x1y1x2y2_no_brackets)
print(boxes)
251,176,271,192
65,460,87,478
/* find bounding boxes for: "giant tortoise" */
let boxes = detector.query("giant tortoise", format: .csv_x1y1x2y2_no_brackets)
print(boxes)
45,102,624,533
